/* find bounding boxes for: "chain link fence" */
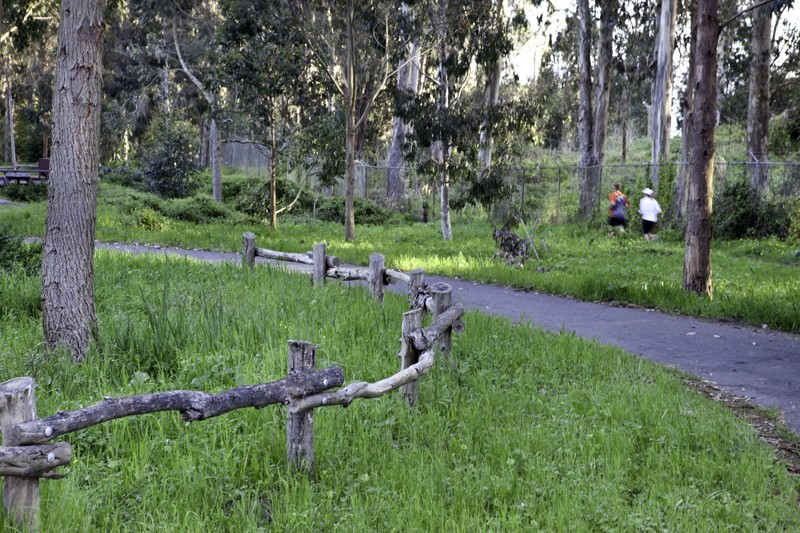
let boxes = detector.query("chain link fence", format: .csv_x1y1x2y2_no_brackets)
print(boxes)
355,161,800,222
255,157,800,223
221,141,271,177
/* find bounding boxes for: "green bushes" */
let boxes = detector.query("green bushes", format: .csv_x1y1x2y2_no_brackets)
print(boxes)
713,180,792,240
232,175,314,219
140,119,201,198
100,162,145,190
163,195,235,223
315,196,413,225
0,183,47,203
0,223,41,274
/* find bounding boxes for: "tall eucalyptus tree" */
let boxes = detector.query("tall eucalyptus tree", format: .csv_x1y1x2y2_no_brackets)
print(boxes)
287,0,395,241
650,0,678,188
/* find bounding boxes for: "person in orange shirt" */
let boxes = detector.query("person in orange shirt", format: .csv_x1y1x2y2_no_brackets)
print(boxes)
608,183,629,233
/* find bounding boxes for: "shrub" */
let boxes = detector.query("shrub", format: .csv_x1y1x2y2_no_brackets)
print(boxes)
233,176,314,219
0,223,42,274
713,180,792,240
100,162,145,189
0,183,47,203
315,196,399,225
101,187,167,215
788,198,800,245
134,207,170,231
163,195,233,224
139,119,201,198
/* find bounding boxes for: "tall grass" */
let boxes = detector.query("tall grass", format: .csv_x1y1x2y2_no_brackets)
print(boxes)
1,253,799,530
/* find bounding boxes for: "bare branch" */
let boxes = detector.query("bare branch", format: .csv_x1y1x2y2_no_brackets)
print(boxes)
721,0,777,30
172,21,213,104
275,184,305,215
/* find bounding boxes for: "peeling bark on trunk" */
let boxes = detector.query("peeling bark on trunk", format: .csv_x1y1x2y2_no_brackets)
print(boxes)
269,110,278,228
746,5,771,200
386,7,420,204
210,111,222,202
676,0,698,223
592,1,614,166
651,0,678,188
42,0,105,360
683,0,718,298
478,59,502,178
577,0,600,219
436,2,452,241
344,0,357,241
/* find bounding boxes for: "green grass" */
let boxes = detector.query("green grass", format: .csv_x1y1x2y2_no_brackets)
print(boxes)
2,181,799,332
1,253,799,531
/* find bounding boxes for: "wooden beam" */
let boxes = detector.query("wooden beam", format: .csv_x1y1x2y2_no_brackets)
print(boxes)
10,369,344,446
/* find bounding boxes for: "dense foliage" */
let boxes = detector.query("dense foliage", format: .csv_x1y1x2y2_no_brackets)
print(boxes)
713,180,794,240
139,119,202,198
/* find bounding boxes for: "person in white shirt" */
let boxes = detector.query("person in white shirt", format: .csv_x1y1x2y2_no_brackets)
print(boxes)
638,188,662,241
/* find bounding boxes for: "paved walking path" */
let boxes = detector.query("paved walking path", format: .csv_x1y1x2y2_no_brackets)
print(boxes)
95,241,800,433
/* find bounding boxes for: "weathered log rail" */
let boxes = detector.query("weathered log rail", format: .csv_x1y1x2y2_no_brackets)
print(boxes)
0,273,464,531
242,233,425,304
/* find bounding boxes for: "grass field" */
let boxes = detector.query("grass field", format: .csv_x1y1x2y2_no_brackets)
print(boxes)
2,184,798,332
2,252,800,531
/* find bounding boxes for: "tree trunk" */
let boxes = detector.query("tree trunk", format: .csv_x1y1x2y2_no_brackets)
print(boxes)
386,6,420,204
577,0,600,219
746,4,771,200
343,0,357,241
6,75,16,167
437,0,452,241
622,71,629,164
592,0,614,166
162,27,171,117
714,23,731,126
42,0,105,360
676,0,698,223
683,0,718,298
270,109,278,229
651,0,678,188
210,103,222,202
478,58,502,177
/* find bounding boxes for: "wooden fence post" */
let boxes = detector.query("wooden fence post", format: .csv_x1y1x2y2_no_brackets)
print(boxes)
368,253,385,303
399,309,424,406
0,378,39,532
407,269,424,306
286,341,316,475
430,282,454,368
312,243,327,286
242,232,256,269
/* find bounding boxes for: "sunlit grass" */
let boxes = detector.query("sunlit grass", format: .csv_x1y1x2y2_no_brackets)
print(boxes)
1,185,799,331
2,253,799,530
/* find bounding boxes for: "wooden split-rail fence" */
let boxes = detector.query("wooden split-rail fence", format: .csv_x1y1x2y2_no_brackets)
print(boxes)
0,238,464,532
242,232,425,305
